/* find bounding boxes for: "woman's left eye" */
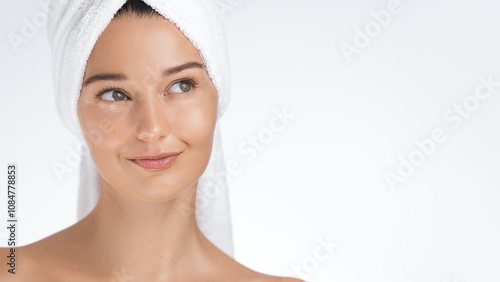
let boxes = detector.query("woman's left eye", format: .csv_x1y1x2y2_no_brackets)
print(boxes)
169,80,194,94
98,90,129,101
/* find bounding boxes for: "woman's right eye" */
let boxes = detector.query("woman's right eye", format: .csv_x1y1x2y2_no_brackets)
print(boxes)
99,90,129,101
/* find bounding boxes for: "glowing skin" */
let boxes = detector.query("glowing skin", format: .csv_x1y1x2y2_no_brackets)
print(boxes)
0,13,302,282
77,15,217,204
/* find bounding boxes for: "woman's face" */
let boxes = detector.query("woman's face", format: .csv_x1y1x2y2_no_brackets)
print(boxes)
77,14,218,201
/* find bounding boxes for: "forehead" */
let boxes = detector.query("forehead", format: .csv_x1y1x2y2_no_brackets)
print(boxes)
84,15,204,77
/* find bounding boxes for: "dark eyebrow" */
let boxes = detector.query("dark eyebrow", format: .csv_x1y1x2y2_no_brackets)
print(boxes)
82,62,205,87
162,62,205,76
82,73,127,87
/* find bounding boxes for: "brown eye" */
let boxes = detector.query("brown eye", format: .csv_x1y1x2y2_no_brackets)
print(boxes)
170,80,193,93
100,90,129,101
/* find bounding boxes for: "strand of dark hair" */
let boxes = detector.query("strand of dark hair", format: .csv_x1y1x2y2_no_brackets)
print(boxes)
115,0,161,18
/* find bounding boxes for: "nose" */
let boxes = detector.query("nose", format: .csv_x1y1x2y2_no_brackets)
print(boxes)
135,96,169,142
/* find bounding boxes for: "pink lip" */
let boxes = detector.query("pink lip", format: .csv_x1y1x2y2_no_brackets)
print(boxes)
129,152,182,172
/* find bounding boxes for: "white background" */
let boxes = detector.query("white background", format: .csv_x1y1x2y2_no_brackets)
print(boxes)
1,0,500,281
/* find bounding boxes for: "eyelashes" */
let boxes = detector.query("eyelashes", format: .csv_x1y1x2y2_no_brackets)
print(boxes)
93,75,201,101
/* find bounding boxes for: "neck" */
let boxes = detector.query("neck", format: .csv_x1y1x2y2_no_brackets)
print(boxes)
72,177,219,280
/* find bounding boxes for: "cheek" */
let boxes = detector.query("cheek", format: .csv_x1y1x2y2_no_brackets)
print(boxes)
173,94,218,149
77,101,131,156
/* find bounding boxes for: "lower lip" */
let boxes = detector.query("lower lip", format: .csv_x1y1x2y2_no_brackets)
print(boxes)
130,153,181,172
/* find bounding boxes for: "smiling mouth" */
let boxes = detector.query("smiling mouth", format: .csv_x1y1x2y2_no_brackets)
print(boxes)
129,152,182,172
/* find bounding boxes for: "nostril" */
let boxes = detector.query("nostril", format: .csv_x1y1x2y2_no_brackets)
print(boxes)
137,125,163,142
136,117,167,142
135,99,170,142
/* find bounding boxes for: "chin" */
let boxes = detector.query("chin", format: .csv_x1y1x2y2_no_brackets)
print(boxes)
96,151,207,202
119,174,197,202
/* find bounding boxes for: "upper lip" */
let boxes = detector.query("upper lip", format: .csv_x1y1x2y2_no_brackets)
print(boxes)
129,152,182,160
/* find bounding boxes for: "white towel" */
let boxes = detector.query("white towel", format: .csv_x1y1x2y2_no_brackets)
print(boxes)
46,0,233,257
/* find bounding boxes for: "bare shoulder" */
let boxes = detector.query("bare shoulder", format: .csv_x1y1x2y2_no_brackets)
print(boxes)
247,275,304,282
223,269,304,282
217,254,304,282
269,276,304,282
228,265,303,282
281,278,304,282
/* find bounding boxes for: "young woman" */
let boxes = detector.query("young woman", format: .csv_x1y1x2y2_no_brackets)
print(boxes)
0,0,303,281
